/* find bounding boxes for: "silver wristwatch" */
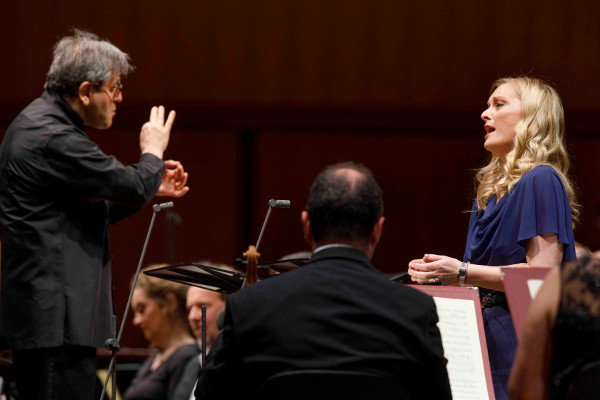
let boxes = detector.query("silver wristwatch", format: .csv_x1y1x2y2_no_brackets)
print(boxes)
458,261,468,285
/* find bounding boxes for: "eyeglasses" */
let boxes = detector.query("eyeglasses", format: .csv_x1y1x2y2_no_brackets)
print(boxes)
94,81,123,99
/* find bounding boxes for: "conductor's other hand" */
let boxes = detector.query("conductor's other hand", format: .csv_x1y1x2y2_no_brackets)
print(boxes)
156,160,189,198
140,106,176,159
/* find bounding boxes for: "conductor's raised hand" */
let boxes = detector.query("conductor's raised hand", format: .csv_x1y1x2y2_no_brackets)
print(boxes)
140,106,176,160
156,160,189,198
408,254,461,285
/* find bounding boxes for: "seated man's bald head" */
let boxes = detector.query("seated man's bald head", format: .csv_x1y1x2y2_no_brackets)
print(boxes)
303,162,384,257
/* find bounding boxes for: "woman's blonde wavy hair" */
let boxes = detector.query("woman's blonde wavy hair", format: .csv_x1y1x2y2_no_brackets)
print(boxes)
475,76,579,226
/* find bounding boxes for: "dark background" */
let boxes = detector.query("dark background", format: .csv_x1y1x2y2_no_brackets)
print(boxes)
1,1,599,348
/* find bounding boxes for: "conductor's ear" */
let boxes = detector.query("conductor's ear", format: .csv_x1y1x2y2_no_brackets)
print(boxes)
78,81,94,106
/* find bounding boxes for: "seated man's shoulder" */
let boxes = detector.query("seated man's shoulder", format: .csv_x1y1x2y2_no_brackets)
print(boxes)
388,282,437,308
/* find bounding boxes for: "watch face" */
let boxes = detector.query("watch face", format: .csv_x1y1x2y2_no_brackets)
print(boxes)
458,264,467,283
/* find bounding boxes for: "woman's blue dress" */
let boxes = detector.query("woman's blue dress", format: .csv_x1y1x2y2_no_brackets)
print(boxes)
463,165,576,400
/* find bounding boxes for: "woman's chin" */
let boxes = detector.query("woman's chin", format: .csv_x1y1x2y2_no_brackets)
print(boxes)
484,142,512,160
483,141,497,156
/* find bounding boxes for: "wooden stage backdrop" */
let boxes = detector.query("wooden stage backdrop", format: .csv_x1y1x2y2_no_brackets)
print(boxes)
0,0,598,347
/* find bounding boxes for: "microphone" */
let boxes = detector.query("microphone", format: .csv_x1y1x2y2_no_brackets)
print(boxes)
153,202,174,212
255,199,291,252
268,199,291,208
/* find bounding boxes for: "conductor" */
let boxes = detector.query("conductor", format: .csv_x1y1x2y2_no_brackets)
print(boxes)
0,30,189,399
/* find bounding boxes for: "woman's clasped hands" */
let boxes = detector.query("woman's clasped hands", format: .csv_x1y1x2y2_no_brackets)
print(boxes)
408,254,462,285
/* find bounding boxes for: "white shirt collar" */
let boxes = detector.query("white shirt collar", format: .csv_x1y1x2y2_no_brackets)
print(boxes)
313,243,356,254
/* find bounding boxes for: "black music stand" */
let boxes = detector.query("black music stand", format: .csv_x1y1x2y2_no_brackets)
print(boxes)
143,258,310,294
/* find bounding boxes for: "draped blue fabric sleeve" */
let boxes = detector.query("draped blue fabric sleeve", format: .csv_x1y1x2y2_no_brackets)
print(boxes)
463,165,576,266
514,165,574,253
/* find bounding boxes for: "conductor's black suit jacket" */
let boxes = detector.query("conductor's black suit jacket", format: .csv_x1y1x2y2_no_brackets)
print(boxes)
0,91,164,350
195,246,452,399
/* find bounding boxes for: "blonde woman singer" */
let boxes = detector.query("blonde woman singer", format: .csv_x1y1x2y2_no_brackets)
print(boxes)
408,76,578,400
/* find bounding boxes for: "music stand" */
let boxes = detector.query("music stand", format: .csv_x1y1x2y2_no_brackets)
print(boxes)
410,285,496,400
501,267,551,338
144,263,244,293
143,258,310,294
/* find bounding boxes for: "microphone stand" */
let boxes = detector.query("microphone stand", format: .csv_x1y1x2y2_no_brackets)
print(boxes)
99,202,174,400
241,199,290,288
255,199,290,252
201,305,207,366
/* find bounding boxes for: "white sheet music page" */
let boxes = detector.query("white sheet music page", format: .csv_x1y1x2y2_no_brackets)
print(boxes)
433,297,490,400
527,279,544,299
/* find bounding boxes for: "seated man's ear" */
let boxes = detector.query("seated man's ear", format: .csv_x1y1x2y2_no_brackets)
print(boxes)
370,216,385,247
301,211,314,246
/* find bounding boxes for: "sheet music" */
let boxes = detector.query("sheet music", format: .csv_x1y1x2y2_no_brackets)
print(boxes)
526,279,544,299
433,297,490,400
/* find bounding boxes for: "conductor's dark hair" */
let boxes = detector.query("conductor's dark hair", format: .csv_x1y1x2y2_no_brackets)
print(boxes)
306,162,383,245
